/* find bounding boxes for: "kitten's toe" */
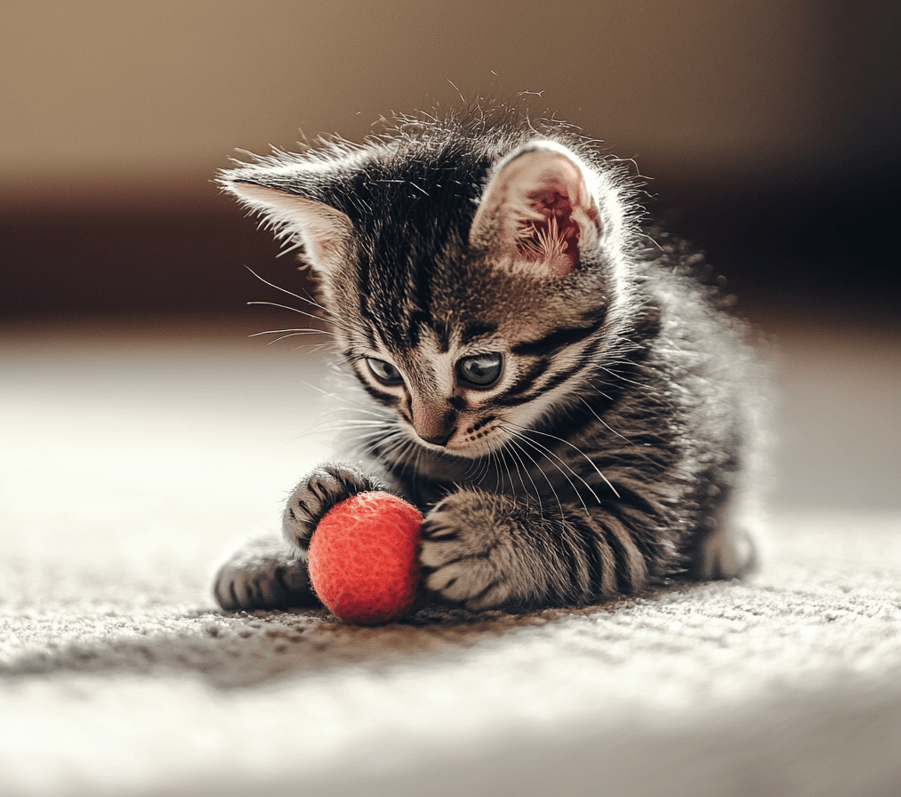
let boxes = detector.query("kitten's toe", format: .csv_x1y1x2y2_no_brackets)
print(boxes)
212,535,318,611
282,463,385,551
419,496,516,610
421,554,511,610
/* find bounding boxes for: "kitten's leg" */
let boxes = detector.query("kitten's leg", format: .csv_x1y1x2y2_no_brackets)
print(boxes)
214,463,389,611
281,462,390,552
419,489,655,611
213,533,317,611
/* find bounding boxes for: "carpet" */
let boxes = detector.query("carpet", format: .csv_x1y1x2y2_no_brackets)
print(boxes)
2,317,900,797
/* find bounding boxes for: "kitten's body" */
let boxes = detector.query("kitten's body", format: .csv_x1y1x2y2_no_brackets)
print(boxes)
213,105,767,613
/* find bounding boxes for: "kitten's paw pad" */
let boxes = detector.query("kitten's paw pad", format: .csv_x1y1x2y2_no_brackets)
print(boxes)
213,537,316,611
282,463,383,551
419,494,515,611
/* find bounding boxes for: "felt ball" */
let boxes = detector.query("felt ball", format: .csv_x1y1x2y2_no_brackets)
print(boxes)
308,491,423,624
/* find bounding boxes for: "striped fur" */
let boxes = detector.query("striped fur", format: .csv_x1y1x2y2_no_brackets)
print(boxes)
212,103,768,613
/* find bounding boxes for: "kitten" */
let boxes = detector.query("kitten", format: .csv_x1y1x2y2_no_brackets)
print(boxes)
212,103,767,614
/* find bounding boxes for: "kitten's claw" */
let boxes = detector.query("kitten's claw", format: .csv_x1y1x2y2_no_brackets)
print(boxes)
281,463,386,552
213,534,317,611
419,492,518,611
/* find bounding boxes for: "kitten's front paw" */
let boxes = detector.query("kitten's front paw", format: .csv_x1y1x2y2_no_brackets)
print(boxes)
419,491,521,611
282,463,385,552
213,534,317,611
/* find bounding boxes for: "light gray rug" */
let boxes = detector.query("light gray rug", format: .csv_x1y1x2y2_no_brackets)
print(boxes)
2,319,899,797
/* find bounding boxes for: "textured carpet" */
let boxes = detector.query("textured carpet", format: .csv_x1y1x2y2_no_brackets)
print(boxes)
1,318,900,797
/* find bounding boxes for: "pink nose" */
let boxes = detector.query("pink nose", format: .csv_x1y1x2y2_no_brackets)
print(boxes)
412,404,456,447
420,430,453,446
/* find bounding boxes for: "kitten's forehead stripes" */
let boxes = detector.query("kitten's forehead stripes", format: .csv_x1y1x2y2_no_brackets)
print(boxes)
461,321,499,343
494,358,550,402
404,310,450,352
494,358,591,407
511,312,608,357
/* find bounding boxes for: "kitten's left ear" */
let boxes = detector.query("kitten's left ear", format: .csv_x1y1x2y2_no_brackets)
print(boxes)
469,141,605,277
219,180,353,274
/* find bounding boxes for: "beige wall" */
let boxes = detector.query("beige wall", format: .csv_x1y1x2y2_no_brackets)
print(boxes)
3,0,868,203
3,2,898,316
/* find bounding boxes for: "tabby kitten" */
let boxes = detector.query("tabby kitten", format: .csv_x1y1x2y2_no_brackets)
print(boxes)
212,104,766,614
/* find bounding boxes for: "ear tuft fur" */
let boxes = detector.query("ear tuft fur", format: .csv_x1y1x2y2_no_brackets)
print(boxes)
469,141,603,277
219,178,353,274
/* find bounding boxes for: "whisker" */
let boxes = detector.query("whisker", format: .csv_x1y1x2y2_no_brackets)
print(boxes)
250,327,335,339
246,297,367,342
244,266,328,313
501,444,540,510
299,381,391,418
466,447,494,486
493,444,529,507
376,433,421,487
599,366,644,389
487,447,504,494
503,434,565,519
506,421,619,499
574,396,659,466
261,331,336,347
580,378,617,403
292,342,334,357
311,422,392,438
247,301,330,327
501,426,600,515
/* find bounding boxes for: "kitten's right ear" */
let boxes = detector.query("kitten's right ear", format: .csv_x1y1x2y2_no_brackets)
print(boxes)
219,179,353,274
468,141,606,278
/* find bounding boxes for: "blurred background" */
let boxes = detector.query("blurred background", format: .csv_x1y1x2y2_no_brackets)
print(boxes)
3,9,898,794
2,0,899,509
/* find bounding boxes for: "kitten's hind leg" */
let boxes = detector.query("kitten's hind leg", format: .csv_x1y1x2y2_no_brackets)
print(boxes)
213,533,318,611
694,515,758,581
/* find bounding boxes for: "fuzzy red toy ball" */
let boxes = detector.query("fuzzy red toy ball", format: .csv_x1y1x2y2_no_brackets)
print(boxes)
308,491,424,624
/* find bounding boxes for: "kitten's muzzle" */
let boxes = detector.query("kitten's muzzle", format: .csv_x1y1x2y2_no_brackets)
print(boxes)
412,404,457,448
420,430,454,447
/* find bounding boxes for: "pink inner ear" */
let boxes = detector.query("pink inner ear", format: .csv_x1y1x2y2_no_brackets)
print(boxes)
515,188,582,277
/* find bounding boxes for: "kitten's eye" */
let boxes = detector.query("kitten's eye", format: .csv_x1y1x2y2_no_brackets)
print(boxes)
457,353,503,389
366,358,404,386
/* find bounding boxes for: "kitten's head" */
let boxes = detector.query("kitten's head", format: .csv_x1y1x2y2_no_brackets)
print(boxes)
219,107,642,458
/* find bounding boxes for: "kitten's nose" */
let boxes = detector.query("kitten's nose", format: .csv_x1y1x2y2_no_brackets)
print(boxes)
412,404,456,447
420,430,453,447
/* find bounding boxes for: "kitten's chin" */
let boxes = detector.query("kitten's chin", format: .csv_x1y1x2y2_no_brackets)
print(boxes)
440,442,489,459
412,438,481,459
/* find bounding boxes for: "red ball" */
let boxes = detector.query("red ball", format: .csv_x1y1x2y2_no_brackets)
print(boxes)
308,492,424,624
